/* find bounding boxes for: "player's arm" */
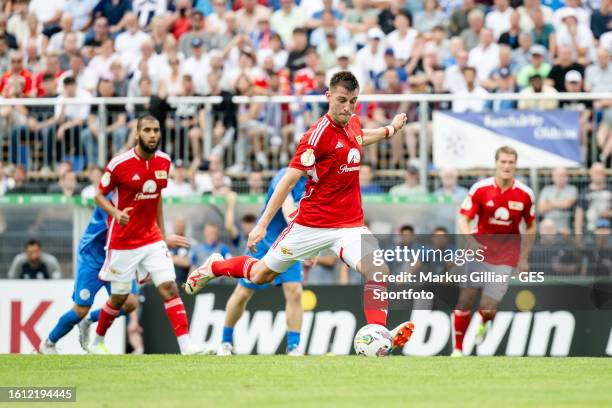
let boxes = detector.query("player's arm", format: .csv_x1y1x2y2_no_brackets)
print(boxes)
247,168,306,252
224,190,239,240
281,194,298,224
94,191,131,226
362,113,408,146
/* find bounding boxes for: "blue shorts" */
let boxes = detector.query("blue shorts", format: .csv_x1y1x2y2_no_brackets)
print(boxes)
239,254,302,290
72,253,137,306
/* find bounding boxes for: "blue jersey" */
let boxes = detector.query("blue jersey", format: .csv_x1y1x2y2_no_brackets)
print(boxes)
77,205,108,268
252,168,307,257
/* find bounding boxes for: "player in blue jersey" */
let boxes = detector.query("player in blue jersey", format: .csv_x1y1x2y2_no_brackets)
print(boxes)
215,168,308,355
39,203,140,354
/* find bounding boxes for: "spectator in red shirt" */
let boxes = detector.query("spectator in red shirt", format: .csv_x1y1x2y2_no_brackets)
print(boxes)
170,0,193,40
0,51,34,96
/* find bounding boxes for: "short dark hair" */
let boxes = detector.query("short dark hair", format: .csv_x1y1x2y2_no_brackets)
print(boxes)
293,27,308,36
397,9,412,25
136,114,159,131
25,239,41,248
399,224,414,234
433,226,448,234
242,214,257,224
63,76,76,86
329,71,359,92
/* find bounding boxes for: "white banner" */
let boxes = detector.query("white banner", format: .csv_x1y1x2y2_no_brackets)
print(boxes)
0,280,125,354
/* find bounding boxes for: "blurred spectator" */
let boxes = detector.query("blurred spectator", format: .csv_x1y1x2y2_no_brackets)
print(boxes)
581,218,612,276
92,0,133,33
450,0,485,36
7,164,41,194
48,170,81,197
548,46,585,92
223,189,257,253
538,167,578,234
306,250,340,284
0,35,10,74
560,70,592,146
235,0,271,34
8,239,62,279
390,166,426,196
193,154,231,194
452,66,488,112
590,0,611,40
110,60,128,97
359,163,383,194
9,72,58,169
0,161,14,195
516,45,552,87
377,0,407,35
444,49,469,92
385,9,420,68
82,78,127,167
518,73,559,110
531,7,557,54
80,166,103,201
310,10,351,49
47,14,84,54
115,12,149,67
57,53,97,94
530,219,580,275
512,32,534,71
190,223,232,270
414,0,447,34
555,8,594,64
485,0,513,40
575,162,612,234
28,0,63,31
0,13,18,49
498,9,522,50
585,48,612,162
460,7,485,51
166,160,196,197
286,27,310,78
554,1,591,30
247,169,264,194
356,28,387,89
54,76,91,166
168,74,205,162
518,0,555,33
434,168,468,202
468,28,500,82
422,226,455,276
181,38,210,93
486,68,519,110
179,10,214,58
132,0,168,29
343,0,379,36
0,50,33,96
83,16,111,56
87,38,120,84
63,0,98,32
170,217,193,284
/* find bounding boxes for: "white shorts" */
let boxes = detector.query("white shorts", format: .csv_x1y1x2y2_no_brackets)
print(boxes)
99,240,175,287
263,222,378,273
461,261,514,302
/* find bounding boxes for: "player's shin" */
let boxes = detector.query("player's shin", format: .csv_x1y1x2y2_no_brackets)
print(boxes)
363,280,388,327
211,255,257,280
93,301,121,344
163,295,194,353
48,309,82,344
453,309,472,352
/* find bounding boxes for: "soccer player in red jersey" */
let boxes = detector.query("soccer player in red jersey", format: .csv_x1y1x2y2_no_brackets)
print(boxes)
452,146,537,356
186,71,415,350
91,115,203,355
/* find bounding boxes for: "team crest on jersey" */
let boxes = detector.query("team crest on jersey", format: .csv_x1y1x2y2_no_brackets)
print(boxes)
79,289,90,301
143,180,157,193
155,170,168,180
356,135,363,145
508,201,524,211
280,247,293,256
347,148,361,164
301,148,315,167
101,172,111,187
461,196,472,210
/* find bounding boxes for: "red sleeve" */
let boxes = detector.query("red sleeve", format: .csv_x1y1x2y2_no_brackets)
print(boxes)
523,193,536,226
99,165,120,196
459,189,480,220
289,120,330,172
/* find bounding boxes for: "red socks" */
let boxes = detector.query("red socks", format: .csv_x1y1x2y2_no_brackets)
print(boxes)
453,310,471,351
164,296,189,338
211,255,257,280
96,301,120,336
363,280,388,327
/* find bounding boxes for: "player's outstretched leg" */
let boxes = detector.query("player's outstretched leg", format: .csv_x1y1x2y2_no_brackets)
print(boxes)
283,282,303,355
185,254,276,294
218,284,255,355
40,304,91,354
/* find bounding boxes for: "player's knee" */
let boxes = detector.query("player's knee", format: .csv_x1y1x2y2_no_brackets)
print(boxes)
72,304,90,319
157,281,178,299
251,272,274,285
284,283,302,303
123,295,139,314
111,281,132,296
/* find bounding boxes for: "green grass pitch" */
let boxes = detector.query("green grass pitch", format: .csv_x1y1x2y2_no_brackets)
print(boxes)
2,355,611,407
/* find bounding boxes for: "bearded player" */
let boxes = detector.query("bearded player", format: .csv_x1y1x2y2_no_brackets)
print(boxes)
452,146,536,357
91,114,202,355
186,71,415,350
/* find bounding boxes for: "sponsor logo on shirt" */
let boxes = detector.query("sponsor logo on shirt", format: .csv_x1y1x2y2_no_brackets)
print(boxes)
508,201,524,211
490,207,512,226
335,141,343,149
347,148,360,164
135,180,160,200
155,170,168,180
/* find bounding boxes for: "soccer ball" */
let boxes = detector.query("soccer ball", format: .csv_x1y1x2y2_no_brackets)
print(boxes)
353,324,393,357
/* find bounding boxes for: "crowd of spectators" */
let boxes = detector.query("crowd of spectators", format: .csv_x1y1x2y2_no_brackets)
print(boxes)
0,0,608,174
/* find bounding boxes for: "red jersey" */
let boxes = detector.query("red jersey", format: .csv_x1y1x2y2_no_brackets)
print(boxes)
459,177,536,266
99,148,171,250
289,113,364,228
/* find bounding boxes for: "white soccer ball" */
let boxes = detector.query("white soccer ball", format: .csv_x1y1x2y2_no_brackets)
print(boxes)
353,324,393,357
